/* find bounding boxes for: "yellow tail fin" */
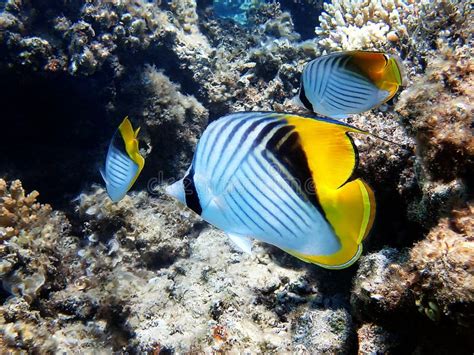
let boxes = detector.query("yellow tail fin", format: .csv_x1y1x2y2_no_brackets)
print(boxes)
284,115,376,269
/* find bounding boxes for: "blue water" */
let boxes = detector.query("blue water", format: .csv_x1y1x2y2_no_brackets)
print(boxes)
213,0,268,25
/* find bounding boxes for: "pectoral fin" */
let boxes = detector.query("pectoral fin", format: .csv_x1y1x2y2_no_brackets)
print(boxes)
228,233,253,254
99,168,108,184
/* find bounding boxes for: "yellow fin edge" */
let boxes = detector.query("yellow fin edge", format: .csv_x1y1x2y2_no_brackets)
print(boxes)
284,244,364,270
118,117,145,189
356,179,375,244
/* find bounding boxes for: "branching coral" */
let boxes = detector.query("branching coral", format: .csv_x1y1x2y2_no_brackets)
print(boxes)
0,179,71,352
315,0,471,74
315,0,417,53
0,179,69,302
0,179,51,240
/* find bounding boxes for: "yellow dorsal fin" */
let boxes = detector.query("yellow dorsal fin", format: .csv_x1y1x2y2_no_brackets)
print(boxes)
118,117,145,187
286,115,364,190
348,51,403,103
118,117,134,143
284,115,376,269
348,51,389,83
134,127,141,137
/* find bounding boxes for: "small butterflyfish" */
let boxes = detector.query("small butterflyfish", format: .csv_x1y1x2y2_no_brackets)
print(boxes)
298,51,405,119
165,112,376,269
101,117,145,202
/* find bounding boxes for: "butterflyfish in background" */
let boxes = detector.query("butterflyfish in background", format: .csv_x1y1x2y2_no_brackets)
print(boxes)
166,111,376,269
101,117,145,202
298,51,405,119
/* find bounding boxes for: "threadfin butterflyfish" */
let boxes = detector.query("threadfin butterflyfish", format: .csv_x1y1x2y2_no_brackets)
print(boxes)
101,117,144,202
166,112,376,269
298,51,405,119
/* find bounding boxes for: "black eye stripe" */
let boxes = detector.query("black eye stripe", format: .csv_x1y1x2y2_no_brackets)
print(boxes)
299,84,313,111
183,168,202,215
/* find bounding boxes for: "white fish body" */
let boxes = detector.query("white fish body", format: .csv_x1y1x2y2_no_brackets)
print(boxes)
166,112,376,269
299,51,403,119
102,118,144,202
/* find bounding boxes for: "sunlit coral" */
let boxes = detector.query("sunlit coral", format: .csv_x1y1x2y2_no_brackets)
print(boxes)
0,179,69,302
315,0,416,53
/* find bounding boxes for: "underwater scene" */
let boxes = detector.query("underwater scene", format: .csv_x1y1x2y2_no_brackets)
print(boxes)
0,0,473,353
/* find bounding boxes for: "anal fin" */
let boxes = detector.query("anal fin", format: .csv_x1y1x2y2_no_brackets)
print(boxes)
328,113,349,120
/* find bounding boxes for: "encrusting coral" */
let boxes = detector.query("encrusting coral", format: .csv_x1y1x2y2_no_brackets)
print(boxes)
357,323,399,354
0,179,69,302
409,204,474,326
1,183,356,353
396,44,473,225
116,64,209,178
352,203,474,329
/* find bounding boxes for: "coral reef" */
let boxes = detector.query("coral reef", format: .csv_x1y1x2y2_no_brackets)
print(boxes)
0,179,69,302
396,43,473,226
409,204,473,326
357,323,399,354
351,204,473,344
125,65,209,176
1,183,356,352
1,0,473,353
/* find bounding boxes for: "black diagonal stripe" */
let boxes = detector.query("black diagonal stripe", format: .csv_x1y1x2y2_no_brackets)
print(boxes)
183,167,202,215
214,115,274,184
248,154,312,228
226,193,264,233
252,120,282,148
241,166,300,236
111,129,128,155
266,127,327,220
233,182,282,237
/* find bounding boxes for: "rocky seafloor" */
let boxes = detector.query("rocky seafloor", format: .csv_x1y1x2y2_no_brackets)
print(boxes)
0,0,473,353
